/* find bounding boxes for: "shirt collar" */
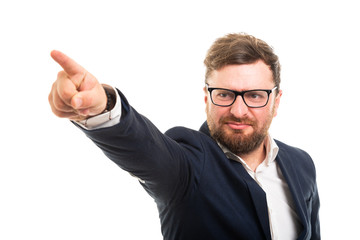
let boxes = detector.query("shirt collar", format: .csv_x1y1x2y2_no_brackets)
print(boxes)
218,135,279,167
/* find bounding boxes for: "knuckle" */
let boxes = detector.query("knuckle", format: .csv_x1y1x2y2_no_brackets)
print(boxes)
48,82,57,103
48,92,53,104
57,71,67,79
52,107,75,119
56,112,71,118
60,87,75,100
53,98,68,111
51,91,74,113
50,105,64,118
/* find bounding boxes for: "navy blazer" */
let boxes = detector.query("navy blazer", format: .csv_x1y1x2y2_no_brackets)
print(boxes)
81,91,320,240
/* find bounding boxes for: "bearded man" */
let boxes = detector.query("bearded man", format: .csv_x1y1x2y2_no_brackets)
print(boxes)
48,33,320,240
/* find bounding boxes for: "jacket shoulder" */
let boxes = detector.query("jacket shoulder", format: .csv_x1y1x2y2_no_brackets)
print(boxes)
275,139,317,177
165,126,214,147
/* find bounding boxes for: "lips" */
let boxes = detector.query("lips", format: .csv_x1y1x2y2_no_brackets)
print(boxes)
219,116,255,131
226,121,252,130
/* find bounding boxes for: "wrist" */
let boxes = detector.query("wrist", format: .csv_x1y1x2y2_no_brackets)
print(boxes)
102,85,116,113
75,85,122,130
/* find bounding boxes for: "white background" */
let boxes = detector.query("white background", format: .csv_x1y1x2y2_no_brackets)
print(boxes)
1,0,359,239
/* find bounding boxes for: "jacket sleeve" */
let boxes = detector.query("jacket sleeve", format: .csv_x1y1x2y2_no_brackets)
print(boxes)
310,177,321,239
303,151,321,240
76,89,204,205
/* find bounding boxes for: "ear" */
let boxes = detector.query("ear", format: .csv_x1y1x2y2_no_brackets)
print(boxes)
273,89,282,117
203,86,208,104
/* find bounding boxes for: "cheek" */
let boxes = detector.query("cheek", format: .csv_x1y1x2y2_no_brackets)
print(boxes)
206,104,225,122
250,107,273,125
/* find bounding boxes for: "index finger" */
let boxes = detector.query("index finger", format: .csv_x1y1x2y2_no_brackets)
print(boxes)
51,50,85,77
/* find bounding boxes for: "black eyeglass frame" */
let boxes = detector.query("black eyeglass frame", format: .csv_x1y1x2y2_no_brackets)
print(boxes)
206,84,278,108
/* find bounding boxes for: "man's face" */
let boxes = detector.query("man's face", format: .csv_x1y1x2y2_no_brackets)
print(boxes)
204,60,282,156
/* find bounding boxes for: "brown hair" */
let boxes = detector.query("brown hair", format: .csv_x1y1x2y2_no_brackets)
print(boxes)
204,33,281,90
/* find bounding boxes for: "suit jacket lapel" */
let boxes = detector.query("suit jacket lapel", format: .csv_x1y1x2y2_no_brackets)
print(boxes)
237,164,272,240
276,148,308,239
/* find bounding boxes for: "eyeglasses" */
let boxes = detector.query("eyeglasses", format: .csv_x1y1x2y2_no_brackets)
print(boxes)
206,84,278,108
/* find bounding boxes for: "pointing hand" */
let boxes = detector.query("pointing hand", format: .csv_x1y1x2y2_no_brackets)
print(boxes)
48,50,107,121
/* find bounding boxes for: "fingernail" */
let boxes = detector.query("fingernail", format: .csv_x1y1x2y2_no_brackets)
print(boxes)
73,97,83,108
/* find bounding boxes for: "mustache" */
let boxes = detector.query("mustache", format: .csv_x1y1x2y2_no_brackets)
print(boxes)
219,116,256,126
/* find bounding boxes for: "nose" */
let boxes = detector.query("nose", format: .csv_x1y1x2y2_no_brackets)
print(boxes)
230,96,249,118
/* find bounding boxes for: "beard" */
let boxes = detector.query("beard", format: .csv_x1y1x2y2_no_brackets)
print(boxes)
207,111,274,156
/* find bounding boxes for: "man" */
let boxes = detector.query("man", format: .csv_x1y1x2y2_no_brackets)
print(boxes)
49,33,320,239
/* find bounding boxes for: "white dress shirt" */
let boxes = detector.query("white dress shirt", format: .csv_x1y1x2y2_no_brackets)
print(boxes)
77,87,302,239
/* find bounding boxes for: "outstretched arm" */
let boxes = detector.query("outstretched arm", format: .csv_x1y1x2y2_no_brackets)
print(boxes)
48,51,203,204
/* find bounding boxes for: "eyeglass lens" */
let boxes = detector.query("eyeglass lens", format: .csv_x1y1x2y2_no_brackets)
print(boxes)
211,89,269,107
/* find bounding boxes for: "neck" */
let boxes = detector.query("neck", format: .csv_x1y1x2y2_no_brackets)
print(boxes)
238,141,267,172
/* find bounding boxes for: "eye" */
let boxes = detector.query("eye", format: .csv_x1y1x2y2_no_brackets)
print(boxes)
249,93,264,99
244,91,267,103
214,90,233,100
218,92,230,98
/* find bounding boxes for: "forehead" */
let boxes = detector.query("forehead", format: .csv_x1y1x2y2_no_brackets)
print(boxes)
207,60,274,90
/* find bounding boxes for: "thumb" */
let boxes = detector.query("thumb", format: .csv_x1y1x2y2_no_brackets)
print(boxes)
70,87,107,116
71,94,84,109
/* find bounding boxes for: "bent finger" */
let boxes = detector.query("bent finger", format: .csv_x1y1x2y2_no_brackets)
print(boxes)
56,71,78,105
52,90,75,113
